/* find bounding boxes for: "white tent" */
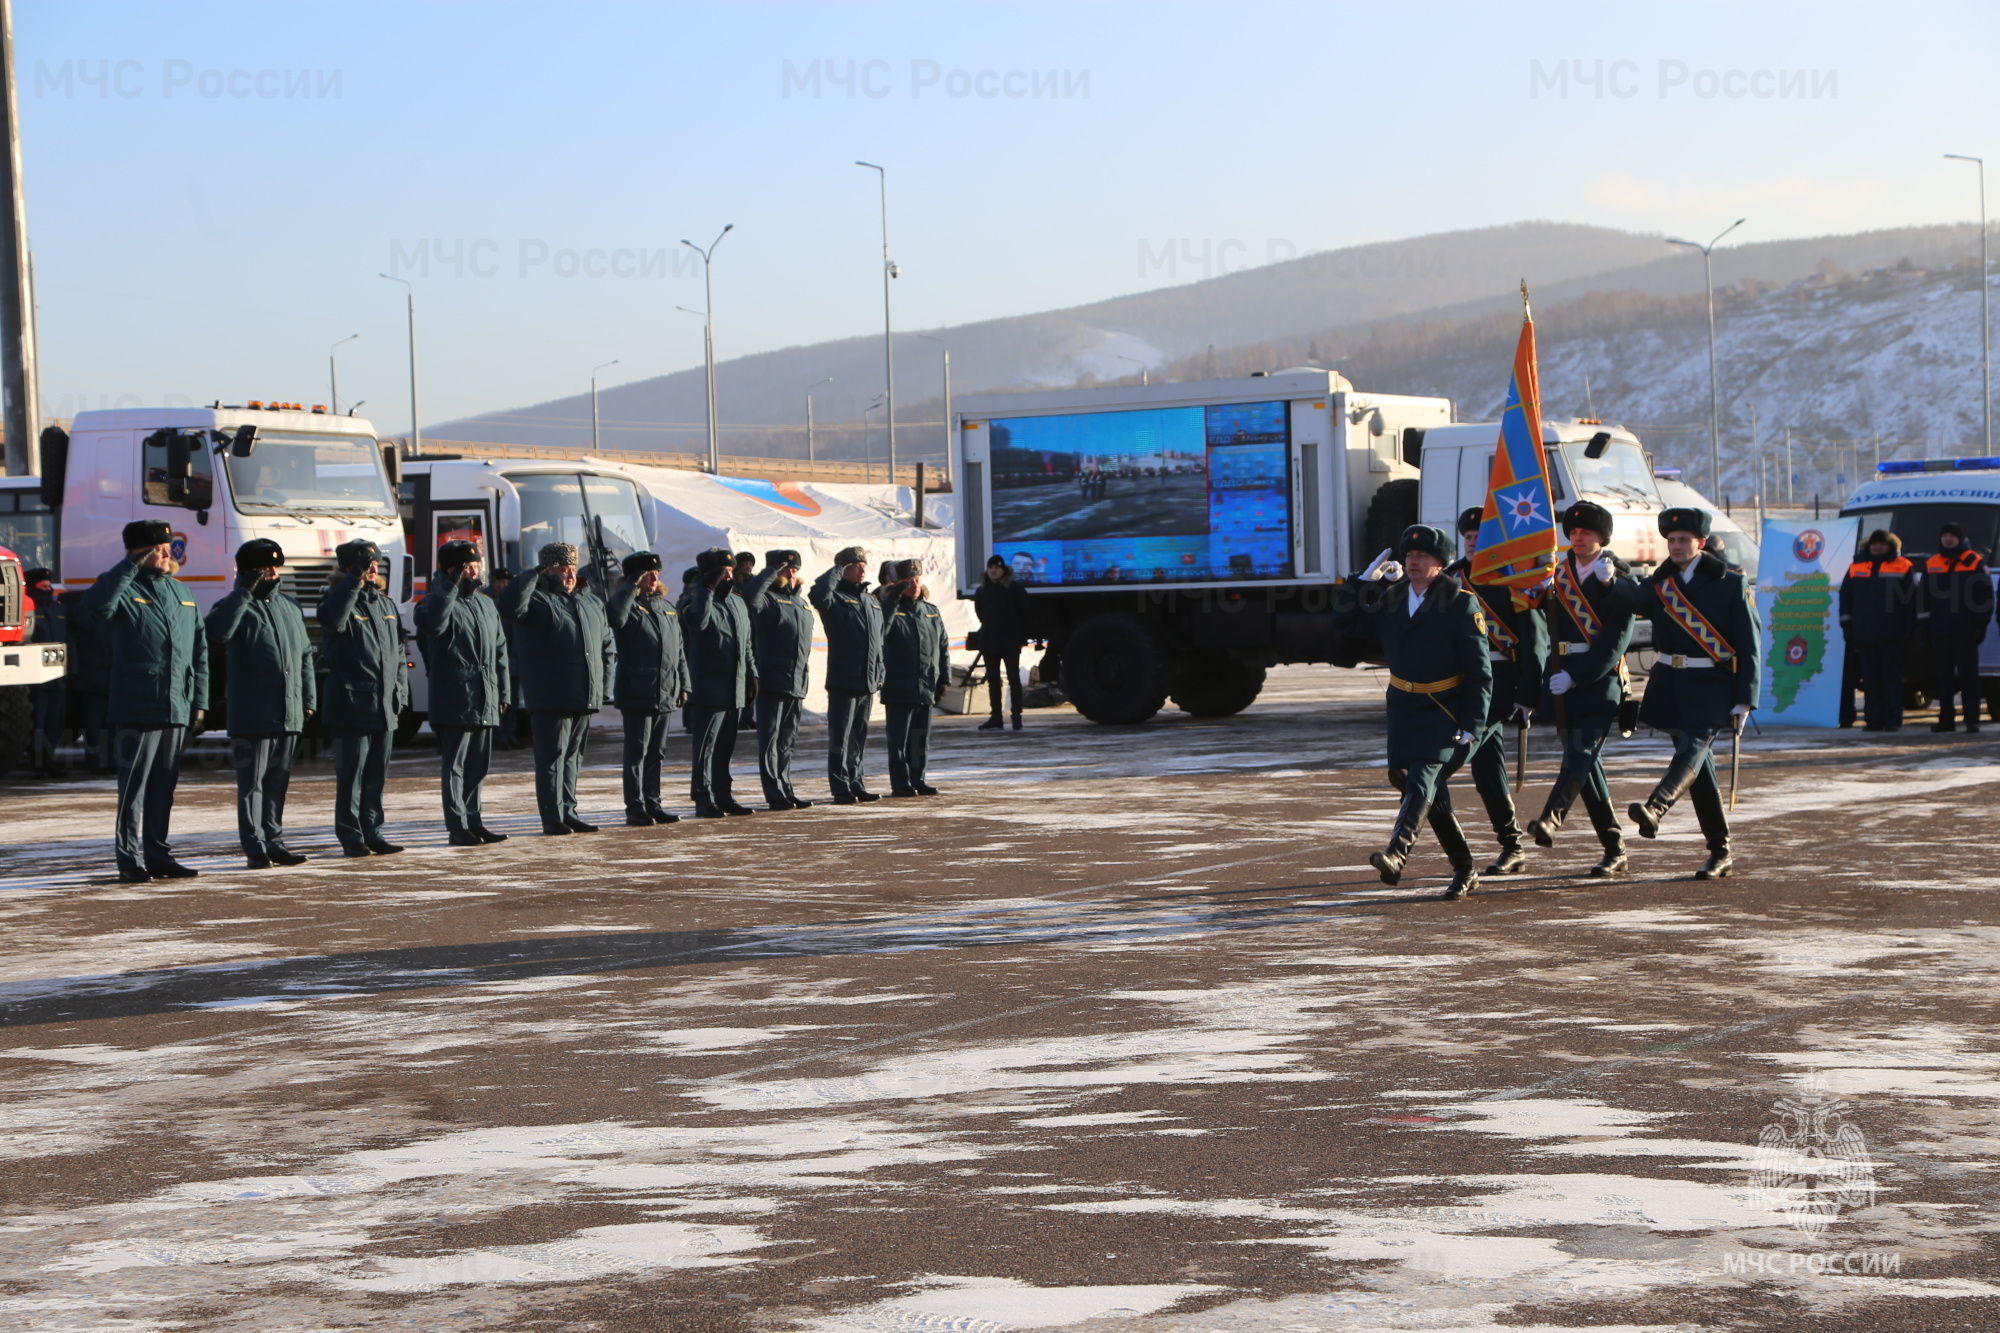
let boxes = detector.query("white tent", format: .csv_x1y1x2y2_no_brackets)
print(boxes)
609,463,975,716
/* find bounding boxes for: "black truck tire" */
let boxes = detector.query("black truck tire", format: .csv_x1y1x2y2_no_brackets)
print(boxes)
1060,613,1169,725
1360,478,1421,568
0,684,31,775
1170,653,1267,717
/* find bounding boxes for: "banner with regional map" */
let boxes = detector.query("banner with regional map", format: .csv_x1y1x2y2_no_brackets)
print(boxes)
1755,516,1859,728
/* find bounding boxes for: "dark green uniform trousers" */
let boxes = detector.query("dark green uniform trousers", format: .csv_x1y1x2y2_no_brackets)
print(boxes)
1466,718,1521,847
885,703,933,793
825,688,873,798
230,732,297,857
530,710,591,828
434,725,494,834
331,726,393,850
755,692,802,806
684,704,740,807
621,710,670,816
112,724,187,872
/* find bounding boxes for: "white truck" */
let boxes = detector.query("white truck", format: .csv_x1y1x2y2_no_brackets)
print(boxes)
951,369,1681,724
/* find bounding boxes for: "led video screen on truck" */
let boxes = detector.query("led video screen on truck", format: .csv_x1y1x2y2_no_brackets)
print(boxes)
989,400,1292,586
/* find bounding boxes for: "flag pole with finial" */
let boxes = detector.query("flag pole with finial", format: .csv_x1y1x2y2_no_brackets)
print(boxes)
1521,278,1532,322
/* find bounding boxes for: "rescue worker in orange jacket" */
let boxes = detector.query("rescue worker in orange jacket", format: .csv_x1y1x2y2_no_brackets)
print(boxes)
1838,529,1917,732
1918,521,1993,733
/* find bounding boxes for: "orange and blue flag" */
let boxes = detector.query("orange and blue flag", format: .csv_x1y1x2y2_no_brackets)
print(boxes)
1470,288,1558,593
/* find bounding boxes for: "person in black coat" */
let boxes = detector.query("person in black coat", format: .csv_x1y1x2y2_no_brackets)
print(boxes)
1839,529,1917,732
317,539,411,856
973,554,1031,731
810,545,887,803
416,539,511,845
207,539,316,868
1331,524,1492,899
1614,507,1761,880
743,549,816,810
24,567,63,776
606,550,689,825
84,518,210,882
683,546,757,818
61,588,114,774
1918,521,1992,733
879,558,950,797
1524,501,1635,877
502,541,617,834
1447,508,1549,876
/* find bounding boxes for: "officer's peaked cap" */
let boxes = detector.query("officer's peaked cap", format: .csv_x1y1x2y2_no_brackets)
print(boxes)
1559,501,1615,543
1657,507,1712,540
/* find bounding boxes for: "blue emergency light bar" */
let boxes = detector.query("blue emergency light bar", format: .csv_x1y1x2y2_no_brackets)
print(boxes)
1875,457,2000,474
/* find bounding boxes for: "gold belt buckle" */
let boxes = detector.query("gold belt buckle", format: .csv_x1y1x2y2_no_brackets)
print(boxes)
1670,653,1686,669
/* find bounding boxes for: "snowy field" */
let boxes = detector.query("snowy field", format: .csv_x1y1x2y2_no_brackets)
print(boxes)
2,666,1998,1332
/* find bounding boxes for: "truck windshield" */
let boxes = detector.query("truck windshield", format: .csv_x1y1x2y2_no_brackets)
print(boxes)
1561,441,1660,503
512,472,651,590
225,432,395,516
1843,503,2000,560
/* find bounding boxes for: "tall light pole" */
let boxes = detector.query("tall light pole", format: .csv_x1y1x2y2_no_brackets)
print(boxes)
328,333,358,416
590,359,619,454
679,223,733,474
917,332,951,484
1666,218,1745,499
856,161,897,483
1947,154,1990,453
863,393,885,483
803,376,832,462
1116,354,1149,386
377,274,421,455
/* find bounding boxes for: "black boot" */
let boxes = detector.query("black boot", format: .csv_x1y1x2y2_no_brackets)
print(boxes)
1629,753,1703,839
1695,849,1733,879
1431,806,1479,900
1526,772,1584,847
1369,786,1430,886
1687,771,1733,881
1484,814,1527,875
1585,791,1627,877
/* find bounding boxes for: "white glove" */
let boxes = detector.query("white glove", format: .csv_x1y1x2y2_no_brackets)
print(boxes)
1549,671,1574,695
1453,731,1476,746
1576,557,1607,583
1513,703,1533,727
1362,548,1402,582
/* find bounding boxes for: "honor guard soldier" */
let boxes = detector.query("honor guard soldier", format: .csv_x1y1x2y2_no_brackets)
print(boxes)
1332,525,1492,899
207,539,315,868
683,547,757,817
743,549,816,810
1918,521,1992,733
880,558,950,797
502,541,616,834
1525,501,1634,877
415,539,511,845
810,545,887,804
85,519,209,882
317,540,410,856
1449,507,1548,875
1839,529,1917,732
1614,507,1760,879
606,550,689,825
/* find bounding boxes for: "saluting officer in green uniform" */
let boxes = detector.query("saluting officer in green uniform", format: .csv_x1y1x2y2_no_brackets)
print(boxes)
1612,507,1761,880
1525,501,1634,877
415,538,511,846
207,538,315,868
684,546,757,818
317,539,410,856
1447,507,1548,876
879,558,950,798
1332,524,1492,899
743,549,816,810
502,541,617,835
810,545,887,804
85,518,210,882
606,550,689,825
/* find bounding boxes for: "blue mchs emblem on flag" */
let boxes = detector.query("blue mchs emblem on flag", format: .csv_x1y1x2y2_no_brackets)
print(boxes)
1496,482,1550,536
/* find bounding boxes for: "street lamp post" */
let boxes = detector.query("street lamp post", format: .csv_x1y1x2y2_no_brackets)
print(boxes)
863,393,885,483
590,359,619,454
328,333,358,416
679,224,733,474
916,332,951,485
803,376,833,462
1115,354,1149,386
1666,218,1746,499
856,161,897,484
377,274,421,454
1946,154,1991,453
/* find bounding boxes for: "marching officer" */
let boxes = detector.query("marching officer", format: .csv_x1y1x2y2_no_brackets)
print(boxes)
502,541,616,834
683,546,756,817
880,558,950,797
743,549,816,810
1331,525,1491,899
811,545,887,804
317,539,410,856
1839,529,1917,732
207,538,315,868
1524,501,1633,877
606,550,689,825
1448,507,1548,876
85,519,209,882
1615,507,1760,880
1918,521,1992,733
415,539,511,845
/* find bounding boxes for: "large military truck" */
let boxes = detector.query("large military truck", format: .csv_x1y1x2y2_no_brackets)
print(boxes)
951,370,1677,724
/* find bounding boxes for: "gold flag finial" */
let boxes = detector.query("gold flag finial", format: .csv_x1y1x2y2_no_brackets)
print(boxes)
1520,278,1533,322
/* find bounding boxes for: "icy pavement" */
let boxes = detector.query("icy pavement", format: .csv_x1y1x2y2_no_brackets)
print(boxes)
2,667,1997,1331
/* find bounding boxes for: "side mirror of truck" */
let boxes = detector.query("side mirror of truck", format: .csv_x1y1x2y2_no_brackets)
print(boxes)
37,425,67,510
231,424,258,457
1585,431,1613,459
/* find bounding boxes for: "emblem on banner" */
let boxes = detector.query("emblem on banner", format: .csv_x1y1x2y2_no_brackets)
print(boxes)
1792,529,1826,562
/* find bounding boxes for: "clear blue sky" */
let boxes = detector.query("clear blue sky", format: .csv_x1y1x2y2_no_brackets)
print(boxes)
16,0,1999,431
